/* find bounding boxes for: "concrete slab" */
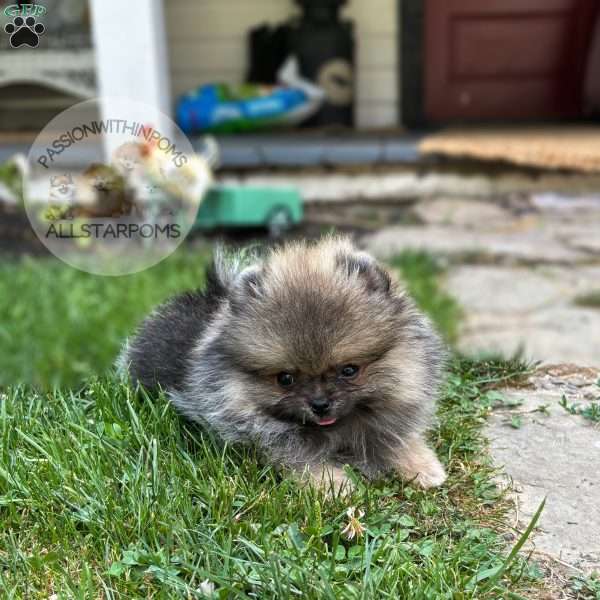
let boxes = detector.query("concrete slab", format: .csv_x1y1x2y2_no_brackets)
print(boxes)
457,323,600,369
445,266,565,314
363,225,589,265
490,365,600,574
444,266,600,367
412,197,511,229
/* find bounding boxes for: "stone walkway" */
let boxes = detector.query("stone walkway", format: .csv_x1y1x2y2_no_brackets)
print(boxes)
362,193,600,367
491,365,600,577
359,188,600,593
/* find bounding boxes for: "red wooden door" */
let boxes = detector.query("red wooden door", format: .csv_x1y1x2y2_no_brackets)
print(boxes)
425,0,599,121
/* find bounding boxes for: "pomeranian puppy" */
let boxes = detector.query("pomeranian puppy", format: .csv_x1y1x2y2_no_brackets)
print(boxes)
75,164,137,218
49,174,76,206
120,237,447,491
112,141,143,176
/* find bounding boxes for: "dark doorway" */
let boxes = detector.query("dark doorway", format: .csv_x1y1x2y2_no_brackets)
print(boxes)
401,0,599,126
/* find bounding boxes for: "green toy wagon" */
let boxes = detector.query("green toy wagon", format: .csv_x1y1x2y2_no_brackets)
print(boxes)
193,185,303,237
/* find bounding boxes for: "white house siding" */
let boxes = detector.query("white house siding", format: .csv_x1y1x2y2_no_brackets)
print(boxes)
165,0,399,129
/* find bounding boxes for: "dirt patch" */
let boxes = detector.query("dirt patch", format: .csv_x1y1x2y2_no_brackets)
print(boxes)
537,364,600,381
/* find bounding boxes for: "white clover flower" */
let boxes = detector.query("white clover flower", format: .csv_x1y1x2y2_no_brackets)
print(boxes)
341,506,366,540
197,579,215,597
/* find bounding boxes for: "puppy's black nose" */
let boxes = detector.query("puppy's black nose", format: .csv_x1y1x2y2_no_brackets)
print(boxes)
310,397,330,416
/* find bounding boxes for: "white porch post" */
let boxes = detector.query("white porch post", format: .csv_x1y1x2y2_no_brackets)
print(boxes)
90,0,172,153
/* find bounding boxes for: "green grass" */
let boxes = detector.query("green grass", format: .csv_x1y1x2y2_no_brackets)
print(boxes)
574,290,600,309
392,252,462,344
0,359,537,598
570,573,600,599
0,158,23,204
0,247,541,598
0,248,210,389
559,391,600,423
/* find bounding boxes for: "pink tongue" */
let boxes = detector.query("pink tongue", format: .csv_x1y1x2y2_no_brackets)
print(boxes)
318,418,337,426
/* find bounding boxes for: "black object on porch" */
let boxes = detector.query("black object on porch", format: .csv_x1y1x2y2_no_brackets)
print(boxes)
247,0,355,128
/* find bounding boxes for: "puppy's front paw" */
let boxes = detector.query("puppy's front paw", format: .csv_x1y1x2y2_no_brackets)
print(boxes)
302,463,354,496
412,458,447,489
394,434,447,489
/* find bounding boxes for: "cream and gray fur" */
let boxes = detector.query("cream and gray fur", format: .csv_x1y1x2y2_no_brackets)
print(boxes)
120,237,447,490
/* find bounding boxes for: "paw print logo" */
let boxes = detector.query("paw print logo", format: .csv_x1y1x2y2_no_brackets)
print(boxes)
5,16,45,48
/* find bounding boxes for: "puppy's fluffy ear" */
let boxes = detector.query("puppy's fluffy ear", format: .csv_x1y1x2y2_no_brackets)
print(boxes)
337,252,391,294
226,266,265,315
234,266,263,299
214,244,264,305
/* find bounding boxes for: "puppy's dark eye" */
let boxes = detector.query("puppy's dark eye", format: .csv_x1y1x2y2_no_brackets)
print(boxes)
339,364,359,378
276,372,295,387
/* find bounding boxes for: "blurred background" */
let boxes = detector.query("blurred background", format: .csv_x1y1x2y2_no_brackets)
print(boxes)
1,0,600,388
